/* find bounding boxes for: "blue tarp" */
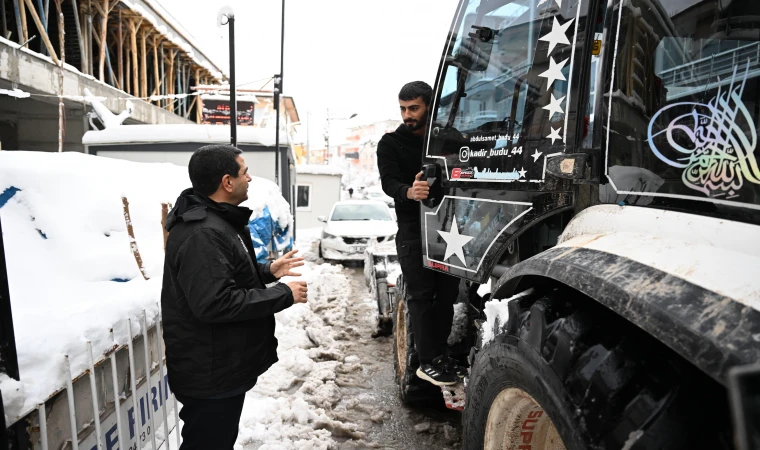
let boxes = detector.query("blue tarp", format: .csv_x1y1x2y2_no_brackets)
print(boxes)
248,206,293,264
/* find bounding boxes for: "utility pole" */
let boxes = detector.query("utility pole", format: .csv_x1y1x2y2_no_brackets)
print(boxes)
274,0,285,185
274,74,281,185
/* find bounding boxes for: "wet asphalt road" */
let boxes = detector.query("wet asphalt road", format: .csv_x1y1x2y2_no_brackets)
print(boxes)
329,264,462,450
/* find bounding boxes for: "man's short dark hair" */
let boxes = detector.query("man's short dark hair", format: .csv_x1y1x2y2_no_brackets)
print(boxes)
189,145,243,196
399,81,433,106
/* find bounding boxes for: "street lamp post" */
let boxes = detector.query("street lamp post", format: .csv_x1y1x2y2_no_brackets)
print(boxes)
218,7,236,146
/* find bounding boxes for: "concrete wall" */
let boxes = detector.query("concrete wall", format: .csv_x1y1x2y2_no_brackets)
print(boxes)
0,94,87,151
296,173,342,229
0,39,193,152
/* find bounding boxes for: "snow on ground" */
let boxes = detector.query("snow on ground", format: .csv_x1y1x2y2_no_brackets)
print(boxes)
0,151,290,423
234,229,364,449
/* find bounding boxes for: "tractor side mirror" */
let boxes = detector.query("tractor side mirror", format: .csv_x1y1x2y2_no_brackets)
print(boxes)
453,25,496,73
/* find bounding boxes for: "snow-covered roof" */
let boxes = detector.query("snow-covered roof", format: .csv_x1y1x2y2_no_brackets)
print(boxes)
83,124,289,147
296,165,345,176
120,0,226,81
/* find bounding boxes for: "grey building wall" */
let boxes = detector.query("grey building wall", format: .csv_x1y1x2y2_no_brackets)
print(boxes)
295,173,342,229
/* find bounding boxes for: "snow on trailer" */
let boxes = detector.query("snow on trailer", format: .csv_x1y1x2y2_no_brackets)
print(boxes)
0,151,291,449
81,123,298,210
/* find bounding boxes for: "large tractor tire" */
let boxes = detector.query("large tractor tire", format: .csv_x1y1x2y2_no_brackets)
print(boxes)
463,289,731,450
392,275,443,405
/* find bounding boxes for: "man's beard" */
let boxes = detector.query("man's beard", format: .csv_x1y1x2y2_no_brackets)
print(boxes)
405,112,429,132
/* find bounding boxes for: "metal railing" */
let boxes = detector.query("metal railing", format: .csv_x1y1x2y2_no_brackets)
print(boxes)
9,306,181,450
658,42,760,89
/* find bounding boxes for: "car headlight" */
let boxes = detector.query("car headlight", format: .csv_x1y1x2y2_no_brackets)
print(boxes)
322,231,337,240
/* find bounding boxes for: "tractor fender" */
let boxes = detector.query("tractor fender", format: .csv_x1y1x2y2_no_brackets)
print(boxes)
492,205,760,385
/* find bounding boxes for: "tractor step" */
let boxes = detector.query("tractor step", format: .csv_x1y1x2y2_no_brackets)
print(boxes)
442,382,466,411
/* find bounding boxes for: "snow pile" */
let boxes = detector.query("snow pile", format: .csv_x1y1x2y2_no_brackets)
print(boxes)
0,88,31,99
234,239,365,448
481,289,535,344
0,151,289,422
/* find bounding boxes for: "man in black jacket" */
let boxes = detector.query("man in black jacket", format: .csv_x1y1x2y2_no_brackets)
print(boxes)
377,81,462,386
161,145,308,450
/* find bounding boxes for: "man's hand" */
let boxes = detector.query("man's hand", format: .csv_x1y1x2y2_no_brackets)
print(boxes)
271,249,305,279
287,281,308,304
406,171,430,201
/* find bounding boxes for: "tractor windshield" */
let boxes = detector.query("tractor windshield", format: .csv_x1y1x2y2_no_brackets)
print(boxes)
427,0,592,184
603,0,760,219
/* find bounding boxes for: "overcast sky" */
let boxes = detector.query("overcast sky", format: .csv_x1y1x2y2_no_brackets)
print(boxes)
156,0,460,143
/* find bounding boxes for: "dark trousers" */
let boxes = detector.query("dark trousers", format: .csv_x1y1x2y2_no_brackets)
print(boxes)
176,393,246,450
396,221,460,364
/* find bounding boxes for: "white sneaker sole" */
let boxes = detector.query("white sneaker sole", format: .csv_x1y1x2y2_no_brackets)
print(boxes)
416,368,457,386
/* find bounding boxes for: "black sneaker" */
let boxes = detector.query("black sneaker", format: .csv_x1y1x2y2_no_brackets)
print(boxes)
444,357,468,379
416,356,458,386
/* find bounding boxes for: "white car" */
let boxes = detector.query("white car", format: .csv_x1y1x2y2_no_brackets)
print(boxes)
364,187,395,208
319,200,398,261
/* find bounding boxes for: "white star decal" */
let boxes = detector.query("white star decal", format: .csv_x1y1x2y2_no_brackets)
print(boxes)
539,17,574,56
538,57,568,90
437,215,474,265
537,0,548,5
531,149,543,162
518,167,527,179
555,0,562,7
542,93,566,120
547,126,563,144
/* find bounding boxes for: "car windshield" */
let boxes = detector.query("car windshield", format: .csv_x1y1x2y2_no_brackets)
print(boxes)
331,204,391,221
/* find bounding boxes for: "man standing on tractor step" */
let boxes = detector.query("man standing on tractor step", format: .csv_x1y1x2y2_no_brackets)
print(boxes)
377,81,464,387
161,145,308,450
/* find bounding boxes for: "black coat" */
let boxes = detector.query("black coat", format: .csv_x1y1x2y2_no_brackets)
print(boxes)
160,188,294,399
377,124,425,223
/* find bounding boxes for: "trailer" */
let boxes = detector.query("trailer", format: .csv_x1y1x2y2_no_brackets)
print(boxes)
0,151,293,450
363,240,401,336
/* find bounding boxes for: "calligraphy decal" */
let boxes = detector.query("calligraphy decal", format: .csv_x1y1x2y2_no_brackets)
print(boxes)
648,62,760,199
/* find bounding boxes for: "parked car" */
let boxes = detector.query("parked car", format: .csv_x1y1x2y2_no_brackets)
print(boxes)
319,200,397,261
363,186,395,208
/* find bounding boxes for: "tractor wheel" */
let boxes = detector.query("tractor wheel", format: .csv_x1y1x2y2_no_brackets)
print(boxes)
463,289,731,450
392,276,442,405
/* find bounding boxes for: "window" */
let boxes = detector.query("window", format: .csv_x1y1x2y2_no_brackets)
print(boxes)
604,0,760,212
296,184,311,210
